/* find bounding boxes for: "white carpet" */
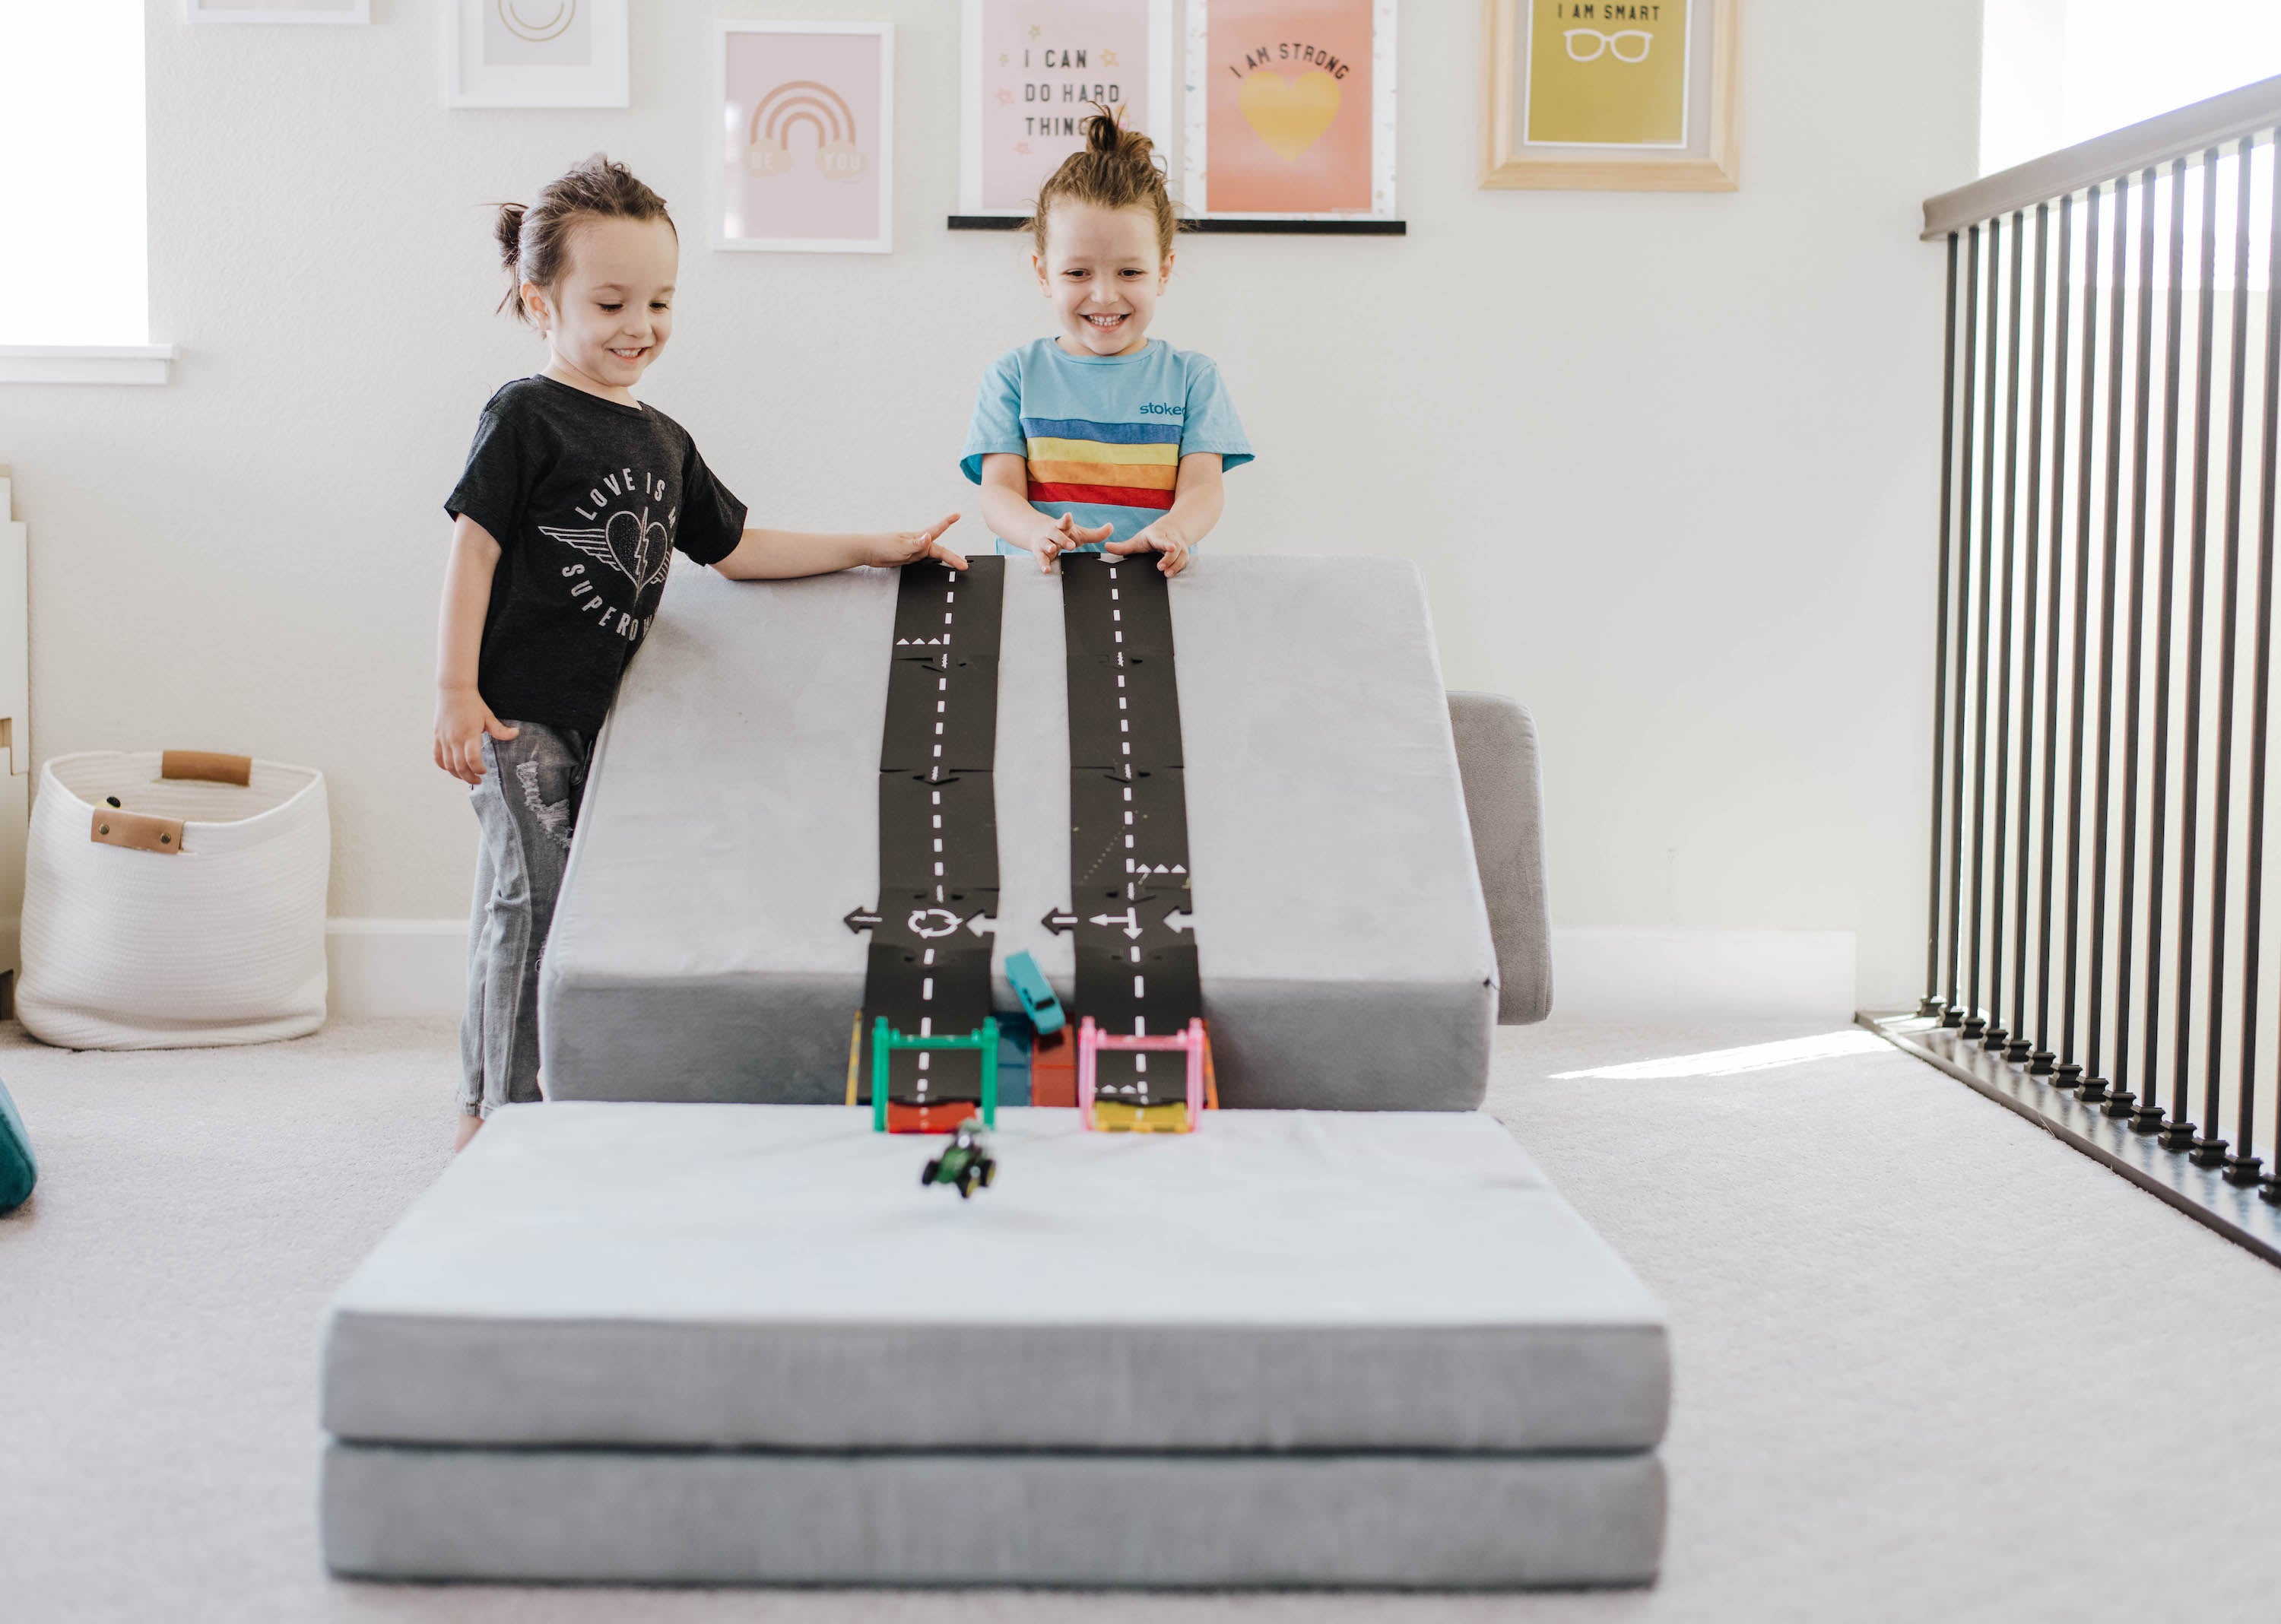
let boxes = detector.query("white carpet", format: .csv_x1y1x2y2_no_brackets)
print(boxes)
3,1017,2279,1623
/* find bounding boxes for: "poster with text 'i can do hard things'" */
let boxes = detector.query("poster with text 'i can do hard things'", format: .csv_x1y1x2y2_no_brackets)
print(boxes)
1191,0,1390,218
962,1,1174,218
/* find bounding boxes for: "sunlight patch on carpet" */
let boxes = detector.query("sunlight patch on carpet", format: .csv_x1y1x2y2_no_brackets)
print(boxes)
1552,1029,1889,1080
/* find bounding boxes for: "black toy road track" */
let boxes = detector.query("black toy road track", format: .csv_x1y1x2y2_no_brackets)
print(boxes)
1054,555,1199,1105
849,557,1005,1109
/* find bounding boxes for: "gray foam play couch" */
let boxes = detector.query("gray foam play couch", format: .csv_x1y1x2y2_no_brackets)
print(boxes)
322,1103,1665,1587
318,554,1652,1590
537,556,1553,1108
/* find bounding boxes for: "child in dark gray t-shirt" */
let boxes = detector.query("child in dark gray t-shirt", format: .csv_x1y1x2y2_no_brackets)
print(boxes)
436,154,965,1150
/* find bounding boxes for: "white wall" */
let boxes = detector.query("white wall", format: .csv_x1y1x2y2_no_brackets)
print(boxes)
1982,0,2281,175
0,0,1981,1015
1980,0,2065,176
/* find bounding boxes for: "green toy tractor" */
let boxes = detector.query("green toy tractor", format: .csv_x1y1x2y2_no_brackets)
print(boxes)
921,1122,997,1199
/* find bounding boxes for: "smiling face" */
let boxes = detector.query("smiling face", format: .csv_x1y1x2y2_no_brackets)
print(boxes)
523,214,679,402
1033,202,1172,358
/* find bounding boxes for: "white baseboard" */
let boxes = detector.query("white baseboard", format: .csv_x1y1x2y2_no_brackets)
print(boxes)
327,918,466,1019
1550,928,1859,1025
322,918,1860,1026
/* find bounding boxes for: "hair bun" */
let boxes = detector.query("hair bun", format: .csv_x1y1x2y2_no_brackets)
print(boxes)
493,201,526,273
1030,105,1179,260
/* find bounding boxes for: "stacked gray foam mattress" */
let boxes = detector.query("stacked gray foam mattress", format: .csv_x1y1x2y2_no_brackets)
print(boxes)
538,555,1504,1110
322,1102,1668,1587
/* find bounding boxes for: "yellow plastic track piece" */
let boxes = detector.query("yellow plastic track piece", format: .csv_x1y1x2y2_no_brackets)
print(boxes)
1090,1100,1192,1134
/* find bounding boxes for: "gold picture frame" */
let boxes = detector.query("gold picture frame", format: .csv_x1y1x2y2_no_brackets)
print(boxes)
1482,0,1738,191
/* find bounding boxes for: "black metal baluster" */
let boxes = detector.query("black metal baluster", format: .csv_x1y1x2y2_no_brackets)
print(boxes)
2213,137,2263,1184
1987,213,2027,1050
2175,150,2223,1156
2083,179,2133,1099
2139,158,2188,1133
2108,170,2162,1111
1947,227,1984,1026
1925,231,1963,1018
2254,128,2281,1205
2012,204,2052,1061
2034,192,2075,1074
1965,213,2005,1040
2062,187,2108,1077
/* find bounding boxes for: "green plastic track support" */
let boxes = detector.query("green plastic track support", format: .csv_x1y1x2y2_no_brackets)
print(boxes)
871,1015,999,1132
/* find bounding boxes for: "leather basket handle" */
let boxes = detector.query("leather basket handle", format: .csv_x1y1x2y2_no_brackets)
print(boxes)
161,750,252,787
91,807,185,855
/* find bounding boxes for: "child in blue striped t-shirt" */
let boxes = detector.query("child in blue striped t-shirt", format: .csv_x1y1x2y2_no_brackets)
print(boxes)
960,113,1251,577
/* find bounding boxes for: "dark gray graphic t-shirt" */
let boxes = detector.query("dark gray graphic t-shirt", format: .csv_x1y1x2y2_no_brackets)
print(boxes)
446,375,747,733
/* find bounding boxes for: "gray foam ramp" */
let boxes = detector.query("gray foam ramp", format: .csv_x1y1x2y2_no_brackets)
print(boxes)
538,556,1498,1109
322,1445,1665,1588
322,1104,1670,1454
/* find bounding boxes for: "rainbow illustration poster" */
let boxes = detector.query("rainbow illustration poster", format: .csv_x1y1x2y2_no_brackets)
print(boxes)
716,22,895,254
960,1,1173,219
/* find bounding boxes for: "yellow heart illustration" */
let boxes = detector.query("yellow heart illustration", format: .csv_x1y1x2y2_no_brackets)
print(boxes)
1237,68,1342,163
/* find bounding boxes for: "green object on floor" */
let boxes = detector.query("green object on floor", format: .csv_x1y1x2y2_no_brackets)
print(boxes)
0,1075,34,1212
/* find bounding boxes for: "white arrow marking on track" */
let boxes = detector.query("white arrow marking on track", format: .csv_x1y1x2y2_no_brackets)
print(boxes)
1089,909,1144,939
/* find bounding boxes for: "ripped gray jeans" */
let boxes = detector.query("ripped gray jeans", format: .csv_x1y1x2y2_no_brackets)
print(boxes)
458,720,592,1117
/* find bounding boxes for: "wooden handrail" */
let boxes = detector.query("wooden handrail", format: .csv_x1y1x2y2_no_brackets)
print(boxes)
1921,71,2281,239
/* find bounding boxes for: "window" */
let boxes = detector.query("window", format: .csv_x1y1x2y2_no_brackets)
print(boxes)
0,0,153,363
1983,0,2281,176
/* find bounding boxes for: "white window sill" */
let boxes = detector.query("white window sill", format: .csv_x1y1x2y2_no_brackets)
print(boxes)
0,346,174,385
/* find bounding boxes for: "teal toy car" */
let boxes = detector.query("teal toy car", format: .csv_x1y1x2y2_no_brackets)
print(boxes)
921,1122,997,1199
1004,950,1065,1036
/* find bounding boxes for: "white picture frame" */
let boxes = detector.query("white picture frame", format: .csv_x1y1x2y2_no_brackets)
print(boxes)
446,0,629,110
1182,0,1398,224
713,21,896,255
957,0,1175,222
186,0,370,22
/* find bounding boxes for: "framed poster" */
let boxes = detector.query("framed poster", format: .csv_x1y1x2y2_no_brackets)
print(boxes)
715,22,895,255
446,0,629,108
958,0,1175,223
1482,0,1739,190
1182,0,1397,227
187,0,368,21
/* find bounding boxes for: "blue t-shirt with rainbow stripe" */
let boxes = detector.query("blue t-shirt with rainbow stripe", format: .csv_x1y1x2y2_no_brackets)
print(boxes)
960,338,1252,556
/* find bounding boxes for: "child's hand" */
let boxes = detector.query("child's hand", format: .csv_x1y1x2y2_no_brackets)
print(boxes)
872,513,968,571
435,688,518,786
1032,512,1115,573
1106,520,1191,577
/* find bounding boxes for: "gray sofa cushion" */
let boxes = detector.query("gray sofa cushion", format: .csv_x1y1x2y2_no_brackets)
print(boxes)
323,1443,1665,1588
1448,692,1554,1023
540,557,1499,1109
322,1102,1670,1454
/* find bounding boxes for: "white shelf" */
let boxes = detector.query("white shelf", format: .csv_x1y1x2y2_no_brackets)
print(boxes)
0,345,174,385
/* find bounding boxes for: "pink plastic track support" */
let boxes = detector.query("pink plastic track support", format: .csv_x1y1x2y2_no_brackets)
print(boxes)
1077,1016,1098,1129
1075,1018,1208,1131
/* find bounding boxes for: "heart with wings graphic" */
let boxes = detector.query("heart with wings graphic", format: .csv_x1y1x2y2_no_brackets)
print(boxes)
539,508,674,593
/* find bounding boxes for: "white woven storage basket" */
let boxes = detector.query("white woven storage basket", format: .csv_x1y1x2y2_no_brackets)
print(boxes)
17,750,330,1049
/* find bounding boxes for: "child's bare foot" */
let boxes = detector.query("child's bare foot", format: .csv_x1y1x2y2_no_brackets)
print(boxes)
454,1112,484,1152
